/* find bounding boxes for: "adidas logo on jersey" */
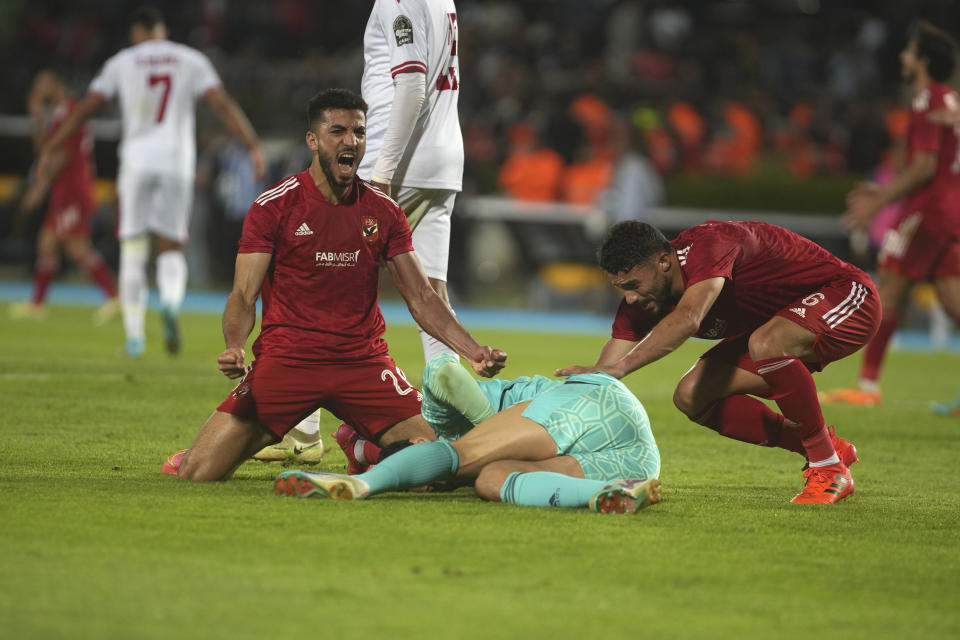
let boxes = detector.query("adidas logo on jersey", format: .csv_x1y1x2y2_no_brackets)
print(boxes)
789,307,806,318
294,223,313,236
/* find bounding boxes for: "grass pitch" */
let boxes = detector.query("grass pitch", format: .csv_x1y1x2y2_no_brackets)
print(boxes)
0,306,958,639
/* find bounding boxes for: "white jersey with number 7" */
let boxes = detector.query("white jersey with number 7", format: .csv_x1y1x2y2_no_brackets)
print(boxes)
360,0,464,191
88,38,222,178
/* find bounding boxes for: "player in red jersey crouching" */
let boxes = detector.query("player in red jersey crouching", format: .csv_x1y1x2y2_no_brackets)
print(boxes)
557,221,880,504
172,89,505,481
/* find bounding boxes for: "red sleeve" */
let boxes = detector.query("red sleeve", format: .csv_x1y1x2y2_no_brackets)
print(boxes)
611,299,658,341
384,202,415,259
911,91,944,154
681,226,742,287
238,202,276,254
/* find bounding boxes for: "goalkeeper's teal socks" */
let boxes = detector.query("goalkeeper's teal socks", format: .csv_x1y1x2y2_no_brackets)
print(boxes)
356,441,459,495
499,471,608,508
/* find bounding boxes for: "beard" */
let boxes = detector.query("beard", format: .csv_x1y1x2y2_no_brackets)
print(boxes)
650,272,674,312
316,147,353,189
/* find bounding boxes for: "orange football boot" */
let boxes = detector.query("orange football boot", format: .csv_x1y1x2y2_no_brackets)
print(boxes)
817,388,881,407
791,463,854,504
828,426,859,467
161,449,188,476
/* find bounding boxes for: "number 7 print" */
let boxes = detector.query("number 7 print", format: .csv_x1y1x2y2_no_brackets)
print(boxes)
148,74,172,123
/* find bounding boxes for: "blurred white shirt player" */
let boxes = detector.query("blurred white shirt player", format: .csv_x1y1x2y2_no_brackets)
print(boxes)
41,6,265,358
360,0,464,364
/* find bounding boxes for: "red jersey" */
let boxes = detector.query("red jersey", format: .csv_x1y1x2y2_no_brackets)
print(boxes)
48,98,95,212
904,81,960,232
239,172,415,363
612,221,868,341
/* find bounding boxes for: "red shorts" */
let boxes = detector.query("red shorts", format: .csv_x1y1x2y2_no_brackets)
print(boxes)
879,209,960,281
702,277,881,374
43,194,94,238
216,356,422,440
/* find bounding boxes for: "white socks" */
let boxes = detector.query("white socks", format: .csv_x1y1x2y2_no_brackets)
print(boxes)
119,237,149,340
156,250,187,314
292,409,321,436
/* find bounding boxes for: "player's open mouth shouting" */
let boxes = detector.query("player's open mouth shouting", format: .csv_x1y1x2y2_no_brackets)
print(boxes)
336,150,357,178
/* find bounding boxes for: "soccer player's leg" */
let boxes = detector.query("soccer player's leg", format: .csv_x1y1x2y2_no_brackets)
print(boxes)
675,343,806,455
421,351,496,434
748,281,879,503
154,233,187,356
252,410,325,465
62,234,119,325
11,226,58,319
178,411,277,481
475,456,606,507
404,188,458,364
284,404,558,500
117,172,152,356
819,268,911,406
151,175,193,355
674,339,860,467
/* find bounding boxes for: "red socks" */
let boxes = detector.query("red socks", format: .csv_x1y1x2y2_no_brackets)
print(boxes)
85,252,118,298
860,312,899,384
32,257,58,305
695,394,805,455
755,357,836,464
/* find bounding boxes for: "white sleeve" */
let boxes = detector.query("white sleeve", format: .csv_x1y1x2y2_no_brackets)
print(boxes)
371,70,426,183
88,52,122,99
378,0,430,76
191,50,222,97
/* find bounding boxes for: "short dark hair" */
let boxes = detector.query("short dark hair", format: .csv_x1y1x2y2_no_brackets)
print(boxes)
130,6,165,30
598,221,672,274
307,89,368,128
911,21,958,83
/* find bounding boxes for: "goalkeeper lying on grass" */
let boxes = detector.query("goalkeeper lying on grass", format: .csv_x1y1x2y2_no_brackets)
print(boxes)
276,353,663,514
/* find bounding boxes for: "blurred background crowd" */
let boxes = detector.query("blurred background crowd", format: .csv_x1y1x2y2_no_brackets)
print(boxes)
1,0,958,312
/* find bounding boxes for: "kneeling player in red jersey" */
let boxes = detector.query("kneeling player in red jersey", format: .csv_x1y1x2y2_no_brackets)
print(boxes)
822,21,960,407
11,69,117,323
557,220,880,504
171,89,505,481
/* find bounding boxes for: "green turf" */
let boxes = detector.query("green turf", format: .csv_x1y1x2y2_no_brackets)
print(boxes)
1,306,958,639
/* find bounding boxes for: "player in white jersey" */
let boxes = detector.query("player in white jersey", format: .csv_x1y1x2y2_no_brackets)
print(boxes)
39,6,265,358
359,0,463,364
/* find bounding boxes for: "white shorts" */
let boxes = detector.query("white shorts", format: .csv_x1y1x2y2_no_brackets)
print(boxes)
395,186,456,281
117,170,194,242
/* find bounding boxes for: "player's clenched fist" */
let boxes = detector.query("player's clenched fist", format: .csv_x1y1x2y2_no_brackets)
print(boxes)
470,346,507,378
218,346,246,378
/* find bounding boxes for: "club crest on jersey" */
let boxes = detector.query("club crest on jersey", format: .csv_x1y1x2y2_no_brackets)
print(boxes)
361,216,379,243
394,15,414,46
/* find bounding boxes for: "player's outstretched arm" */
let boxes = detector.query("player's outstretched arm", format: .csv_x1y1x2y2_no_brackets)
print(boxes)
843,152,937,229
203,87,266,181
37,93,105,182
219,252,270,378
556,278,723,378
387,251,507,377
